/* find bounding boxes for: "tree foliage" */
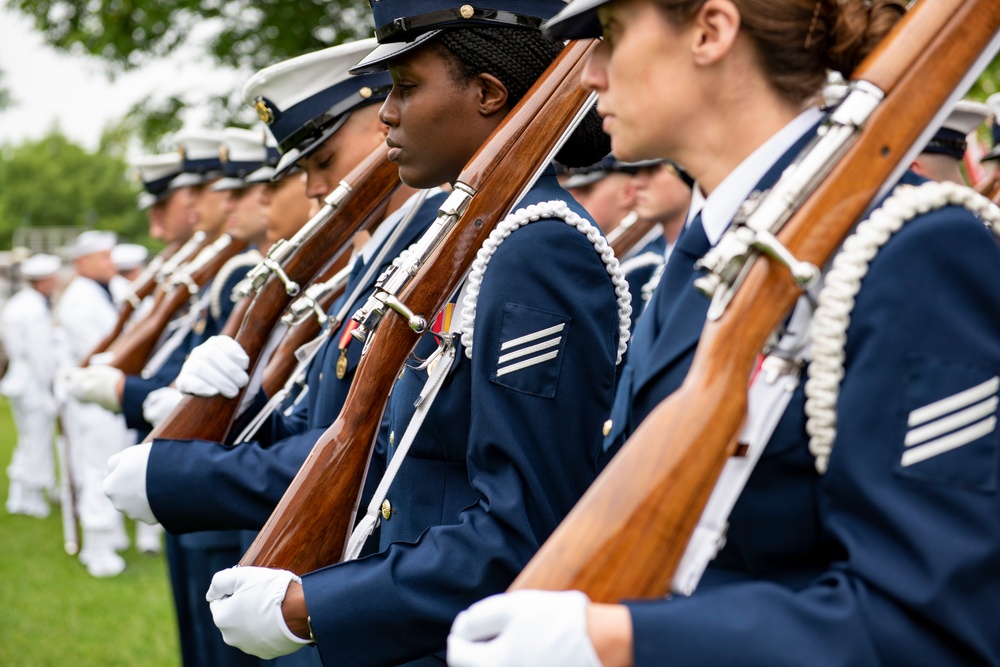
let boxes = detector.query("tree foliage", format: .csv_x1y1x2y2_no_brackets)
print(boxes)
0,69,12,111
7,0,374,148
6,0,372,72
0,130,149,249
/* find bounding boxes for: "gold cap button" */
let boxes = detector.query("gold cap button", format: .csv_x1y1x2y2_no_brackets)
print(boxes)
359,86,373,99
381,499,392,521
460,4,474,19
602,419,613,437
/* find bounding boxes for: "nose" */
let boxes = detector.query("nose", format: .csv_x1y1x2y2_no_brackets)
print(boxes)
304,174,331,202
581,42,610,93
378,95,398,128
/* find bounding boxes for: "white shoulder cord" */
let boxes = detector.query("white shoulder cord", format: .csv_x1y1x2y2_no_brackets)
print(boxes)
805,181,1000,474
461,200,632,365
211,250,263,320
345,200,632,560
619,250,665,277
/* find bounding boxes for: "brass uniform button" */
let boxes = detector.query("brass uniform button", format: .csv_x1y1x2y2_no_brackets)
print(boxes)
381,499,392,521
389,431,395,447
602,419,613,437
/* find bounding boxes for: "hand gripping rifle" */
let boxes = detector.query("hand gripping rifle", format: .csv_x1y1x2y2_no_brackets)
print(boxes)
508,0,1000,601
239,39,600,574
103,234,247,376
81,240,182,365
143,149,402,445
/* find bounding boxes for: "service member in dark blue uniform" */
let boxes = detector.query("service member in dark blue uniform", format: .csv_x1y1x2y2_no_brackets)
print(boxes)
104,38,430,530
446,1,1000,667
103,39,416,667
194,3,627,665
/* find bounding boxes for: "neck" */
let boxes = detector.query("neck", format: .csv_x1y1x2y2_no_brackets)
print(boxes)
676,52,802,195
384,183,420,218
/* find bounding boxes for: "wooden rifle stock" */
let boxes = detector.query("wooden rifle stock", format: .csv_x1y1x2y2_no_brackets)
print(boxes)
261,252,351,396
145,150,401,445
510,0,1000,601
82,242,180,365
102,232,211,361
240,39,599,574
607,212,659,258
105,235,247,376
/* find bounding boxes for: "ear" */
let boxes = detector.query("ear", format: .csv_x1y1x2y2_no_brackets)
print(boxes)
691,0,741,66
476,72,510,116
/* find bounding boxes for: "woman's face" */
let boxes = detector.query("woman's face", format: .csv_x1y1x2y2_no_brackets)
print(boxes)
584,0,696,163
381,45,501,189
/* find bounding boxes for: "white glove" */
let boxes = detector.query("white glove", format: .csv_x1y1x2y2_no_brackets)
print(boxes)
142,386,184,427
207,566,312,659
103,443,157,525
447,590,601,667
62,365,124,412
176,335,250,399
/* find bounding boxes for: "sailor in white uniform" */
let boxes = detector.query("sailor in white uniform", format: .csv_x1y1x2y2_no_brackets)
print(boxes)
2,253,61,518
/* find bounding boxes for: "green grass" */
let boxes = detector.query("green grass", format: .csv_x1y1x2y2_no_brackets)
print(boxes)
0,398,180,666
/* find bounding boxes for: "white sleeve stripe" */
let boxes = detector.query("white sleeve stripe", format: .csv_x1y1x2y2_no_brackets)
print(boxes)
900,417,997,467
907,376,999,427
500,323,566,351
497,336,561,365
496,350,560,377
905,396,999,446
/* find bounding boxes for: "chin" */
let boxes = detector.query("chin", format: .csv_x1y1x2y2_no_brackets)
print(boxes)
397,166,435,190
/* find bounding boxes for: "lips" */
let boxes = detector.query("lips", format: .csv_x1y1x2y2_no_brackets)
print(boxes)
386,137,402,162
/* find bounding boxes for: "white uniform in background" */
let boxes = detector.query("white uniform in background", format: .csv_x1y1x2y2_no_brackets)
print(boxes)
1,283,58,517
56,274,132,576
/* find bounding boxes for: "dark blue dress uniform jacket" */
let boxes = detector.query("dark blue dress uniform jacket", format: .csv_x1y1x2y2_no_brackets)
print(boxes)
145,193,445,534
299,173,621,667
608,126,1000,666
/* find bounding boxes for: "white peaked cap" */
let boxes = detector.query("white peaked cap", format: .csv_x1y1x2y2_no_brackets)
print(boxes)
20,253,61,278
222,127,269,163
941,99,990,136
65,230,117,259
241,38,379,113
112,243,149,271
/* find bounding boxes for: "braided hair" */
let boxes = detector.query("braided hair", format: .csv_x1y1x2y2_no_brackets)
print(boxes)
434,27,610,168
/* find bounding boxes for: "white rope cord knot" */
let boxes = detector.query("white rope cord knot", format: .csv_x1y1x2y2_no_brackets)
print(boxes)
805,181,1000,474
459,200,632,364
